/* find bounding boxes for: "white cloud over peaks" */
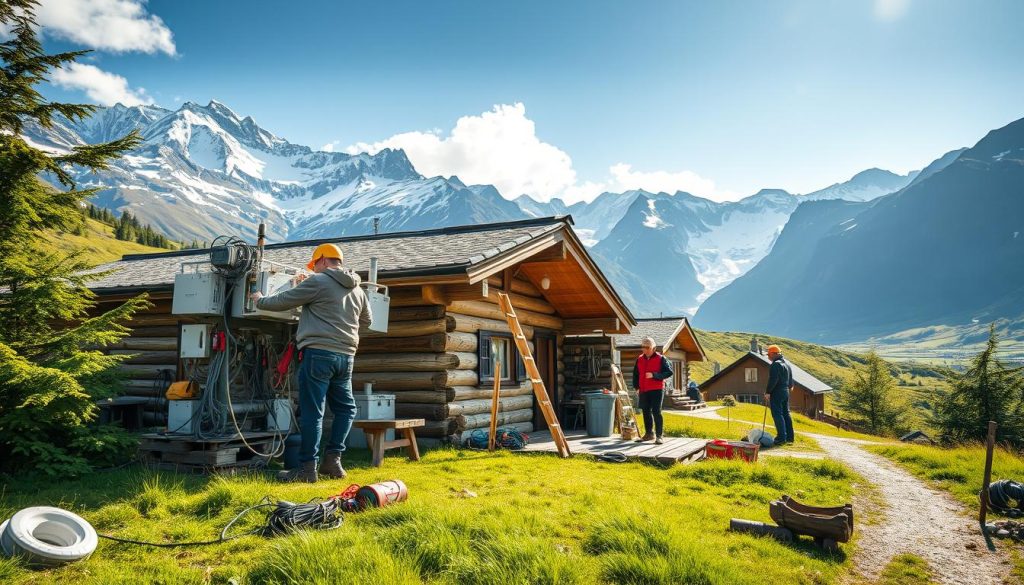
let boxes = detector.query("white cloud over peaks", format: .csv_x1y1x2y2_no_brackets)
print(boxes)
346,103,578,201
50,62,153,107
36,0,176,55
874,0,910,22
345,103,737,204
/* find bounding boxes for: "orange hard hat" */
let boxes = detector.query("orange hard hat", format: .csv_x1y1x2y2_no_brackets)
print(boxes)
767,344,781,354
307,243,343,271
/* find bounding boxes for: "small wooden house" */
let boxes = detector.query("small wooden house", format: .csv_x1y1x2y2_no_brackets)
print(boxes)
699,350,832,417
613,317,707,394
85,216,636,442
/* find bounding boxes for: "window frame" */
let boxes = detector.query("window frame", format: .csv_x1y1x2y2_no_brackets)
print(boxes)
744,368,758,383
478,330,524,387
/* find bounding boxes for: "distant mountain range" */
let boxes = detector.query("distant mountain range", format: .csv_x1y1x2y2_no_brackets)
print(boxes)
26,99,929,320
695,118,1024,344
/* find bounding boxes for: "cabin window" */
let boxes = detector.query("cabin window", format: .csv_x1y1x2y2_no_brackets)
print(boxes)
737,393,763,405
479,331,521,385
744,368,758,383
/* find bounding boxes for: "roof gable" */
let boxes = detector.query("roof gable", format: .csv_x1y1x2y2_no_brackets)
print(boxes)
613,317,706,361
699,351,833,394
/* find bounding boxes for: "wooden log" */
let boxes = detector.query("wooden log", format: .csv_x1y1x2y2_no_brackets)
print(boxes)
120,364,178,379
102,337,178,351
387,389,456,403
354,352,477,373
450,313,534,339
126,316,183,328
108,350,179,365
448,300,563,330
389,305,446,322
395,402,449,419
386,287,426,307
729,519,794,543
511,278,543,298
121,379,172,393
363,317,454,338
451,383,532,401
462,407,533,430
417,417,466,438
352,370,478,391
128,326,180,338
449,395,534,416
358,331,477,354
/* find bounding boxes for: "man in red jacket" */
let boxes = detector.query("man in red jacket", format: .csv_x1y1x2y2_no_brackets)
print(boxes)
632,336,674,444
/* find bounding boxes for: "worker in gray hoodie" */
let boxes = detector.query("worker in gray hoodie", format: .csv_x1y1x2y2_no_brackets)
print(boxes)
251,243,372,482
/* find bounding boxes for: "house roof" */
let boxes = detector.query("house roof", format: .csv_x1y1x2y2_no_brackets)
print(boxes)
84,216,570,291
613,317,706,362
82,216,637,330
699,351,833,395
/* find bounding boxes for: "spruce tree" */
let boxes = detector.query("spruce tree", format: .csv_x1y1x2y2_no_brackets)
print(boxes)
0,0,148,474
932,325,1024,445
836,351,908,436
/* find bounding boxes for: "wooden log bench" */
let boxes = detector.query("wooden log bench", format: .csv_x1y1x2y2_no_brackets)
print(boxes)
352,418,425,467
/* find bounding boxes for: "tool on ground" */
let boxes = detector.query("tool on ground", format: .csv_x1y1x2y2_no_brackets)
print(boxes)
497,292,570,458
731,494,852,551
466,427,529,450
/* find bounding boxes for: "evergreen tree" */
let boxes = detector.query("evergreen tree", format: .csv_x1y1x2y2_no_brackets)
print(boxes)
0,0,147,475
932,325,1024,445
836,351,908,435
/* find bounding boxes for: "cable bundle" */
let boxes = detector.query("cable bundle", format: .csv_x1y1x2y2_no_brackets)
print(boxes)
985,480,1024,517
465,428,530,450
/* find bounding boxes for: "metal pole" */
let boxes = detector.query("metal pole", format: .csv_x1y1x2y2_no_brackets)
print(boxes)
979,420,997,528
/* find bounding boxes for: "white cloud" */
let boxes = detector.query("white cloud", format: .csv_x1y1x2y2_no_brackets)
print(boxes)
35,0,176,55
874,0,910,22
50,62,153,106
321,140,342,152
346,103,577,202
346,103,738,204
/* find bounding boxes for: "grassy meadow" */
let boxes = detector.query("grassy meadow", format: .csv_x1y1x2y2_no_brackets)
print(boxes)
43,217,175,265
0,445,860,585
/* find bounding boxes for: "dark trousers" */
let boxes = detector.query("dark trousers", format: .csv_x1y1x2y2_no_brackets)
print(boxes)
769,389,794,443
297,348,356,463
638,389,664,437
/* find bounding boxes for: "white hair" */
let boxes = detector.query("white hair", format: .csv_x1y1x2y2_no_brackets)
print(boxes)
640,336,657,348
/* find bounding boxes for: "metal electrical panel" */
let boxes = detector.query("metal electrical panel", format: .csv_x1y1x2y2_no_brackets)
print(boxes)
172,272,226,316
365,284,390,333
167,400,198,434
266,398,293,432
180,324,211,358
231,270,301,322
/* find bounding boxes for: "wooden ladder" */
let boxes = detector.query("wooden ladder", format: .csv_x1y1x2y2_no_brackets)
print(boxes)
611,364,639,439
497,292,571,458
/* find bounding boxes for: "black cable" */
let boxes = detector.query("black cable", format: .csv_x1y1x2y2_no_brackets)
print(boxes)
596,451,628,463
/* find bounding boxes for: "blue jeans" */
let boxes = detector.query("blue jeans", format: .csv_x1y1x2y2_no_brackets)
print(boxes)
769,389,794,444
297,348,356,464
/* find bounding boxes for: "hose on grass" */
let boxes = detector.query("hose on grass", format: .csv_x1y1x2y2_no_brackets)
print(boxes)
464,428,530,450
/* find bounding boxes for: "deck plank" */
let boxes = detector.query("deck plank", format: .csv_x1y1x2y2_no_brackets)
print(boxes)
513,431,708,464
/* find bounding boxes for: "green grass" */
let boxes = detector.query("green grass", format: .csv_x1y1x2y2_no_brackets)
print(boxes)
658,410,824,452
44,218,176,265
707,402,888,443
866,442,1024,510
874,553,935,585
0,446,859,584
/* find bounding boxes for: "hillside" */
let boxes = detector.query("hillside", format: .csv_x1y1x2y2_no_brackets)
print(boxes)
690,330,948,409
43,218,175,265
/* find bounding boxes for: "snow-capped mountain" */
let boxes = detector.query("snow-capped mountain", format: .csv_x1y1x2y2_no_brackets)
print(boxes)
24,98,921,317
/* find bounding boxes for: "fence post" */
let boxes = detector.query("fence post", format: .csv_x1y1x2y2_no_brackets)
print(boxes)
979,421,997,528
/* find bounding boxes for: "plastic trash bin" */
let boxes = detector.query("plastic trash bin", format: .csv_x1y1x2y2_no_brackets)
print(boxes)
584,392,617,437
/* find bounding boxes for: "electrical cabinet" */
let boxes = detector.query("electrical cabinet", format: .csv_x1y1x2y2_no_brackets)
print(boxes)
365,284,390,333
231,270,301,322
167,400,198,434
266,398,293,432
179,324,211,358
172,271,226,316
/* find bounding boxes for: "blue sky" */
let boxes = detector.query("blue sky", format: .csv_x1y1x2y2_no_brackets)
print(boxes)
36,0,1024,202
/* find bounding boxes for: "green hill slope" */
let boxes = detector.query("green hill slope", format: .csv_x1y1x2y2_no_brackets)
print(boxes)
43,218,176,266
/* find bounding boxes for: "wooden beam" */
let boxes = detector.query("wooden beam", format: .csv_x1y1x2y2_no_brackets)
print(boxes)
466,232,564,284
421,284,448,305
563,317,620,335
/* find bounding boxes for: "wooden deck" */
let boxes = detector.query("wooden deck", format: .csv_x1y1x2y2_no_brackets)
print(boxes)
516,430,707,464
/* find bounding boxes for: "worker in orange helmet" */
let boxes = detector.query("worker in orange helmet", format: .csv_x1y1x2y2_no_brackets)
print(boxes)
764,344,795,446
251,243,372,482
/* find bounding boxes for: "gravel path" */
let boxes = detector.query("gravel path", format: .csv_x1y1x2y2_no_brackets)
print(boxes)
811,434,1011,584
668,409,1012,582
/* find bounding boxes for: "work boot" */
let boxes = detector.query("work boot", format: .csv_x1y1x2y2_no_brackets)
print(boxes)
319,451,347,479
655,436,665,445
276,460,317,483
636,432,655,442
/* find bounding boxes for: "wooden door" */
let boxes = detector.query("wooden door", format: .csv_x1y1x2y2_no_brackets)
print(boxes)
532,331,558,429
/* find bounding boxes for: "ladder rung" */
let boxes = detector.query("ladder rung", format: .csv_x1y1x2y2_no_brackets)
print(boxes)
530,378,544,384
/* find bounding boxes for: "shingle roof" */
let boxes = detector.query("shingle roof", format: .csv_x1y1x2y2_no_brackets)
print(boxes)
83,217,569,292
700,351,833,395
613,317,706,361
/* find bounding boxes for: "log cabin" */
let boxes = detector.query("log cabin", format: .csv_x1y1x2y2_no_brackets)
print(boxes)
85,216,637,443
698,347,832,417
